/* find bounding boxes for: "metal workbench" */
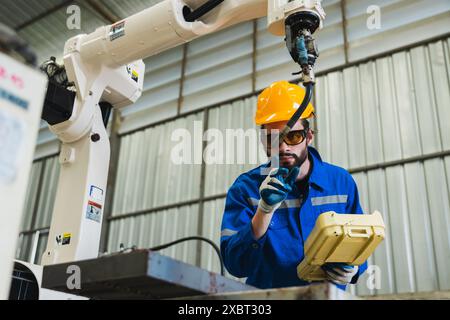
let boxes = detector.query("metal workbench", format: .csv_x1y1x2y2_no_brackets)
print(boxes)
41,249,255,300
41,249,364,300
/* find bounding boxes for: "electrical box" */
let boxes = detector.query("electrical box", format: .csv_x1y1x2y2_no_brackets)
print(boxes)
297,211,385,281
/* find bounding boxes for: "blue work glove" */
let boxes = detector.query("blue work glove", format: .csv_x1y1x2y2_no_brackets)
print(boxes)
258,167,299,213
322,263,359,285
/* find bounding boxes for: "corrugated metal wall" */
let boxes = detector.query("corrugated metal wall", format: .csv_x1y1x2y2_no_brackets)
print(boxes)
107,204,200,266
112,113,203,217
203,97,264,197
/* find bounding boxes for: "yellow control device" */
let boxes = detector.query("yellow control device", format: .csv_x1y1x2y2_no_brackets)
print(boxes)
297,211,385,282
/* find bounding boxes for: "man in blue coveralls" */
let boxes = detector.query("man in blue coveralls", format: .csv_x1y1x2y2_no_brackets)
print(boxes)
220,81,367,290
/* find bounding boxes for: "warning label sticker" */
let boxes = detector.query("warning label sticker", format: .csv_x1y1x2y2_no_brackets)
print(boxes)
62,233,71,245
89,185,103,202
126,65,139,83
109,21,125,41
56,233,72,246
131,70,139,82
86,200,102,223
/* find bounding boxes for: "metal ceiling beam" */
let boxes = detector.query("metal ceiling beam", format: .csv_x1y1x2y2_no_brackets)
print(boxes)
15,0,121,32
16,0,75,31
82,0,121,24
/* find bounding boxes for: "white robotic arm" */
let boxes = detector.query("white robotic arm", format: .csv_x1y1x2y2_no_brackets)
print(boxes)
40,0,326,266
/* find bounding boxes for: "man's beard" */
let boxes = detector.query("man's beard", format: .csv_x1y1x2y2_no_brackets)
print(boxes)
279,150,308,169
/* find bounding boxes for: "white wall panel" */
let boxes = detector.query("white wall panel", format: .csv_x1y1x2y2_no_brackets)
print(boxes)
345,0,450,62
16,157,59,265
119,46,183,134
425,157,450,291
403,162,439,292
342,67,367,168
112,113,203,216
33,157,60,229
200,198,245,282
181,22,254,113
17,156,59,232
366,169,396,295
204,96,267,197
429,39,450,151
34,234,49,265
16,235,33,263
317,39,450,167
107,204,199,266
200,199,225,274
20,162,43,231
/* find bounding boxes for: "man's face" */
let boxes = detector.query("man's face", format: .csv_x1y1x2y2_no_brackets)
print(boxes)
263,120,314,169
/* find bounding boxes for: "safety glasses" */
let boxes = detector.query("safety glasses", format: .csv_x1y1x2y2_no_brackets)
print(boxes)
264,129,308,146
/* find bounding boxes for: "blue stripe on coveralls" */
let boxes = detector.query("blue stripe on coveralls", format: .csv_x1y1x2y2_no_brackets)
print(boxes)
311,195,348,206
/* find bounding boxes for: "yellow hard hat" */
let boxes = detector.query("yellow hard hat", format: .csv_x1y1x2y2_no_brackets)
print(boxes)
255,81,315,126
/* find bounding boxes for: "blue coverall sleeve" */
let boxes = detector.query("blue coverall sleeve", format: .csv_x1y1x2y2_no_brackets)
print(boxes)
345,174,368,285
220,181,267,278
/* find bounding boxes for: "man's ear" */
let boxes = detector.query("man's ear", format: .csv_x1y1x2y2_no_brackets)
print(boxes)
306,129,314,146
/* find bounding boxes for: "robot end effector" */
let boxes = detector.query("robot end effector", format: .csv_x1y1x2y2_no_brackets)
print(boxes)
282,1,326,84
